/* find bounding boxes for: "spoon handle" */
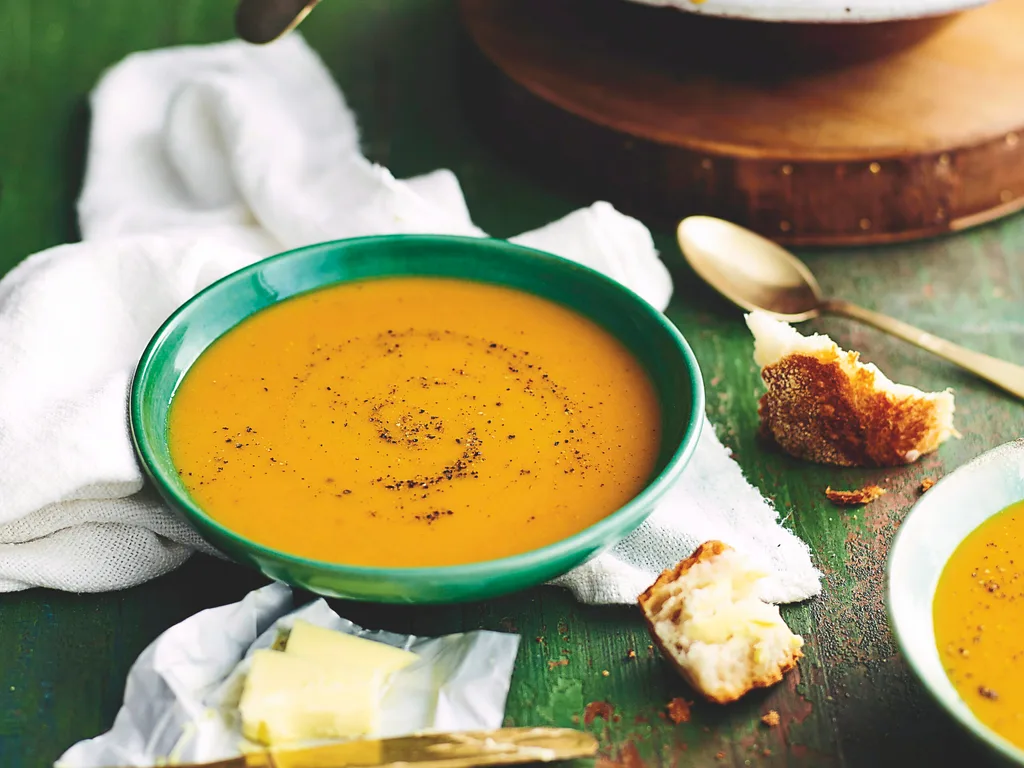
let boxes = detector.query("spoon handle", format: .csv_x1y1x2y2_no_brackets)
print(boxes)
822,299,1024,401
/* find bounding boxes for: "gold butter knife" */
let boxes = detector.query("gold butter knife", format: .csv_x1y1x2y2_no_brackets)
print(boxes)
105,727,598,768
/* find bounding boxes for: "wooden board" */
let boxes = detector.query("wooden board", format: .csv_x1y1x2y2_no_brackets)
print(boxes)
2,2,1024,768
460,0,1024,245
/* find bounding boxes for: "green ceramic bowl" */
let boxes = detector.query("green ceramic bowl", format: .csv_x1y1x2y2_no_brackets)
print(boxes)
131,235,704,604
887,439,1024,765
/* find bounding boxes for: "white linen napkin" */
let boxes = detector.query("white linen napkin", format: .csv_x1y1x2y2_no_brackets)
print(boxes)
0,35,820,602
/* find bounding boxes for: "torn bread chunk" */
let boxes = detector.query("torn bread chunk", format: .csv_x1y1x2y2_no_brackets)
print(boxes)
746,311,956,467
638,541,803,705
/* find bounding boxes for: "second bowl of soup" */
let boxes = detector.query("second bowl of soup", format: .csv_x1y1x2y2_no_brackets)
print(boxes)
131,235,704,603
888,439,1024,764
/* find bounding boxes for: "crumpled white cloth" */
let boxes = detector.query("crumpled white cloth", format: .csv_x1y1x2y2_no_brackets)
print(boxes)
0,34,819,602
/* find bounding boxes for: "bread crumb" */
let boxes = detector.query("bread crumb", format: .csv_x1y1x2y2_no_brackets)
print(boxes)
583,701,614,725
601,670,610,677
746,312,956,467
919,477,936,493
715,751,726,761
547,659,568,670
638,540,803,704
626,649,637,659
667,697,692,724
825,485,887,506
761,710,781,727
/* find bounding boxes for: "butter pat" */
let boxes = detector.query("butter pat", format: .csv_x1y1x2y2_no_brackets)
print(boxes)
286,620,418,676
238,623,418,746
239,650,380,745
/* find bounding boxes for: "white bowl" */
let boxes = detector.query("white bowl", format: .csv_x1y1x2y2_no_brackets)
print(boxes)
625,0,993,24
887,439,1024,765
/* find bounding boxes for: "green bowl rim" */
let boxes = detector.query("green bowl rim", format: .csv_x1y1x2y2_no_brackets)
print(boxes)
130,234,706,583
885,437,1024,765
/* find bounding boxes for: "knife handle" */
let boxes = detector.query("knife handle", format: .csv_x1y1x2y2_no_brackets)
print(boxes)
110,727,599,768
259,728,598,768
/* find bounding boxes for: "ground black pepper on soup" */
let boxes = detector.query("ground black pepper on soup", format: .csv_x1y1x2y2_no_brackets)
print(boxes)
169,276,662,567
934,499,1024,748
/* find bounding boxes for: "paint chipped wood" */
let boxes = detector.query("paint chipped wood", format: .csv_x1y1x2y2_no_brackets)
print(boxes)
0,1,1022,767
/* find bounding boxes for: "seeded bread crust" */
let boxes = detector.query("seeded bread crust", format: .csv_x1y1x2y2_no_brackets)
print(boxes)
747,313,956,467
638,541,802,705
758,352,952,467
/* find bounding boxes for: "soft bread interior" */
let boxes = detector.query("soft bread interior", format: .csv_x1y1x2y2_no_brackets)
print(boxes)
642,543,803,704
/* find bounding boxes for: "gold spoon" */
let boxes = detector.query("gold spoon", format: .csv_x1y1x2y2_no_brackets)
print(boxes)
235,0,321,44
677,215,1024,400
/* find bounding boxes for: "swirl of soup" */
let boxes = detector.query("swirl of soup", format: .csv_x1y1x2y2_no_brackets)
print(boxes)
170,277,661,567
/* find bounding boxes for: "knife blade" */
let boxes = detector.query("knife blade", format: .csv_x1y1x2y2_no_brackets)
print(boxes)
104,727,599,768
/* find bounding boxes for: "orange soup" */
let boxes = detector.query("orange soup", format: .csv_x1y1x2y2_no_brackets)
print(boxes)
934,499,1024,748
169,277,662,567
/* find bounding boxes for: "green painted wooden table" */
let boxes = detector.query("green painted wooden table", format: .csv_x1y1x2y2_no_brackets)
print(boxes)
1,2,1022,766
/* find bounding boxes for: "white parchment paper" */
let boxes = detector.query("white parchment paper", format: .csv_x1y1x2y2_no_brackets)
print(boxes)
55,583,521,767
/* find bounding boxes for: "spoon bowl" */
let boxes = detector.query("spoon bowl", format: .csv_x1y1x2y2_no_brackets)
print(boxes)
676,215,1024,401
677,216,824,321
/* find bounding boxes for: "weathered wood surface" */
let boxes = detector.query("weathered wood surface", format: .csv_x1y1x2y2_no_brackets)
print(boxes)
0,2,1022,766
460,0,1024,246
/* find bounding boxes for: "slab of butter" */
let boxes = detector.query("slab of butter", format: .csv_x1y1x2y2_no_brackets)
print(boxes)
238,622,418,746
286,620,418,676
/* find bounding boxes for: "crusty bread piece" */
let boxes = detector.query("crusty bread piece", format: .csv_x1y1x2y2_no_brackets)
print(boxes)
638,541,803,705
824,484,886,506
746,311,956,467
